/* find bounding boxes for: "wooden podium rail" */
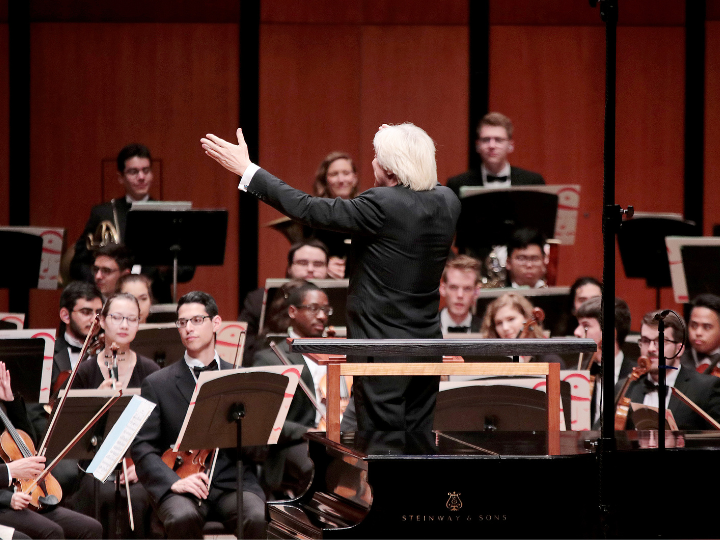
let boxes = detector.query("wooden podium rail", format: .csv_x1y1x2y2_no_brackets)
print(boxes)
289,338,596,455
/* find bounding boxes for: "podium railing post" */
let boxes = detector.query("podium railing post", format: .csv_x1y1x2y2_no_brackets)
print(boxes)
327,363,342,442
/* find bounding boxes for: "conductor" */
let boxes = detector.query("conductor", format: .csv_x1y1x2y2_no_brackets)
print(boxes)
201,123,461,431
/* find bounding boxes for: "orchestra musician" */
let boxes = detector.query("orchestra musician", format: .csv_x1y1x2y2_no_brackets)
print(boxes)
202,122,461,431
0,363,103,540
254,281,336,497
574,296,636,427
311,151,360,278
70,143,194,303
623,310,720,430
239,239,330,367
680,293,720,374
116,274,154,324
505,228,549,289
91,244,133,301
131,291,265,539
446,111,545,197
69,292,158,539
479,292,565,366
439,255,482,334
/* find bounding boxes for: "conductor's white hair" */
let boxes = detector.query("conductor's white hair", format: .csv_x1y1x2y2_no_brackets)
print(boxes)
373,123,437,191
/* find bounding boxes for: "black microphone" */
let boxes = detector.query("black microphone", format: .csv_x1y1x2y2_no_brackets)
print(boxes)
653,309,672,321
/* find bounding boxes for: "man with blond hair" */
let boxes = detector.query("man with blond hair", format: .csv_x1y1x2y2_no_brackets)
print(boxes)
202,123,461,431
447,112,544,197
439,255,482,334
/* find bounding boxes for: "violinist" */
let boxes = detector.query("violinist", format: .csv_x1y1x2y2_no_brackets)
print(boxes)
0,362,103,539
573,296,635,426
116,274,154,324
505,228,549,289
622,310,720,430
254,281,337,497
439,255,483,335
679,293,720,375
69,292,158,539
131,291,265,539
480,293,565,366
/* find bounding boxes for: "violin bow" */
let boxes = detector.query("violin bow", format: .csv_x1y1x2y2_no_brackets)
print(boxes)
269,341,326,423
232,329,247,369
38,314,101,457
122,457,135,531
27,390,122,493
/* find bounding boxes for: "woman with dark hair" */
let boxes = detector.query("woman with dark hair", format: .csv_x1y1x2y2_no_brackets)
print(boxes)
310,152,359,278
116,273,154,324
480,292,565,366
553,276,603,337
70,292,158,538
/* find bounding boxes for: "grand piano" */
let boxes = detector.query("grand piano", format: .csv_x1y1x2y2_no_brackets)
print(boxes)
268,429,720,539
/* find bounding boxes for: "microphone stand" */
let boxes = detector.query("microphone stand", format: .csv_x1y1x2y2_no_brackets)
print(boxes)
658,317,667,450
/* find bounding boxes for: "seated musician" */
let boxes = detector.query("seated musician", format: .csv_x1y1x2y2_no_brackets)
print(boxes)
623,310,720,430
254,281,337,497
439,255,482,334
91,244,133,301
480,293,564,366
131,291,265,539
680,293,720,374
69,292,158,539
53,281,104,387
574,296,636,426
0,362,103,539
240,239,330,367
505,228,549,288
116,273,154,324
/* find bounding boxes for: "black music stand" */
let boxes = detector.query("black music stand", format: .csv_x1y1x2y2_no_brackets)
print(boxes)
132,324,185,368
617,213,699,308
125,209,228,302
175,370,292,539
0,230,43,289
455,188,558,260
680,244,720,299
0,337,45,402
43,391,138,462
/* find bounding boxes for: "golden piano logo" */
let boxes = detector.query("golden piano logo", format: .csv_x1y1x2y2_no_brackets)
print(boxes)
446,492,462,511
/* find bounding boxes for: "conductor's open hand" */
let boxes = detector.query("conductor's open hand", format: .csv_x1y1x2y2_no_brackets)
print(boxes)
201,129,251,177
171,472,209,500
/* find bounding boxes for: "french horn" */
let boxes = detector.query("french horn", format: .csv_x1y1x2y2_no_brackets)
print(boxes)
86,220,120,251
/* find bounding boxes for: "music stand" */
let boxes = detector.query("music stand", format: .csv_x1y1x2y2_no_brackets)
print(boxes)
666,236,720,303
617,213,700,308
0,337,46,402
174,370,293,539
455,189,558,260
43,390,139,462
125,209,228,302
0,231,43,289
133,323,185,368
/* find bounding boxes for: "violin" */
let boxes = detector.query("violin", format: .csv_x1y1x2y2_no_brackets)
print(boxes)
161,448,213,478
0,407,62,510
516,307,546,340
697,358,720,378
614,356,651,430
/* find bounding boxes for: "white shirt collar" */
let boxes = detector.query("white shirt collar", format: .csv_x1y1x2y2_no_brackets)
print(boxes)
184,351,221,370
481,163,511,187
126,194,150,205
440,308,473,334
64,331,84,349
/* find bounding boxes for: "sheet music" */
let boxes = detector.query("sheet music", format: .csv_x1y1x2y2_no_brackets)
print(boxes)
87,395,156,482
173,365,301,451
0,313,25,329
0,226,64,289
0,524,14,540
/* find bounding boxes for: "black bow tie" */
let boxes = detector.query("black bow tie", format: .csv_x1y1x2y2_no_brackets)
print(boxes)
642,377,659,395
67,344,82,354
193,362,218,377
447,326,470,333
486,175,508,183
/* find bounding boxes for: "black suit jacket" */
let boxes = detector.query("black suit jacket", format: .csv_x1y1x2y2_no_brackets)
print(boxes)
130,358,263,504
52,332,72,386
624,366,720,430
247,169,461,344
238,288,264,367
253,340,316,443
446,166,545,198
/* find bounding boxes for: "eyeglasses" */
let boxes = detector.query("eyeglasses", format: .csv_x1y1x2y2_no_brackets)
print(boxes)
73,308,102,317
512,255,543,264
124,167,152,178
92,265,119,277
295,304,333,316
639,337,678,348
106,313,139,326
292,260,327,269
176,315,211,328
